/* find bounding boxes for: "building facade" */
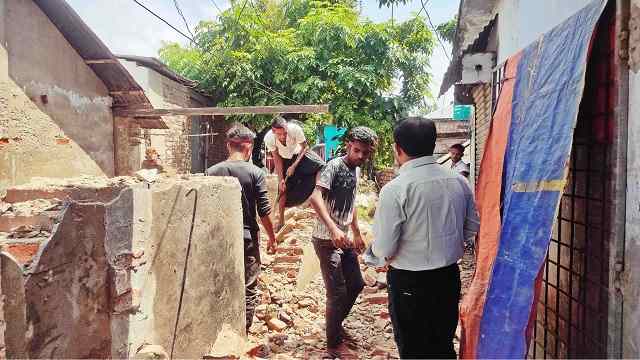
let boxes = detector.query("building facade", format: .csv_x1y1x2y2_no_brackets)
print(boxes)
0,0,163,193
443,0,639,357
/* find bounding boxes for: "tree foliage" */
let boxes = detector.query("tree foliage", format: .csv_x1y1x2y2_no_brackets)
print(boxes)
435,16,457,44
160,0,435,167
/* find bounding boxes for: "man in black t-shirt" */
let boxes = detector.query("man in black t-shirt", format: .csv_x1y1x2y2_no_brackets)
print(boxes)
207,125,277,332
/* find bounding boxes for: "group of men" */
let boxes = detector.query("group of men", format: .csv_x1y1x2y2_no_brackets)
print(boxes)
207,116,479,359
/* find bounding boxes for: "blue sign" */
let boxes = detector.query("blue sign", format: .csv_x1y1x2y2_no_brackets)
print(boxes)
453,105,473,120
323,125,346,160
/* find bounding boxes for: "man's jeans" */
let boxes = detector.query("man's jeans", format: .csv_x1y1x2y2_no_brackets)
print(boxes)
387,263,461,359
312,238,365,348
245,230,261,331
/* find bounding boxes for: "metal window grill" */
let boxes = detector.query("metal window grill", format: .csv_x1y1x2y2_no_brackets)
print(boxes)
491,62,507,115
528,7,615,359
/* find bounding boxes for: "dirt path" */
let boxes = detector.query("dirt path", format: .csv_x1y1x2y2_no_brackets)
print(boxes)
246,207,476,359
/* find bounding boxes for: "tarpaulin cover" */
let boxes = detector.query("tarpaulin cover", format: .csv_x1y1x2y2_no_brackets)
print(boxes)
459,52,520,359
461,0,607,358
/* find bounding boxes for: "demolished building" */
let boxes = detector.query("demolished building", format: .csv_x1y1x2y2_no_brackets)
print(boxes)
0,0,248,358
0,0,171,193
117,55,230,175
0,176,246,358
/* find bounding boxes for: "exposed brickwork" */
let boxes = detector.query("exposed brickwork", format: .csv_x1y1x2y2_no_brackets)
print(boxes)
206,115,230,168
114,64,219,175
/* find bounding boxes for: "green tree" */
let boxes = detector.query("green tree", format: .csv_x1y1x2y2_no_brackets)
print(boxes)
435,16,457,44
160,0,435,167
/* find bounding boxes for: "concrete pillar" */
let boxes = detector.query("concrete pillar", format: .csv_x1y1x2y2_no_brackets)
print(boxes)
0,176,246,358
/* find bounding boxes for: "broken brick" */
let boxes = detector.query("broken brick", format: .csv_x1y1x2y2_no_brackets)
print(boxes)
362,287,379,295
297,298,315,308
276,247,304,256
365,294,388,305
266,318,288,332
275,255,301,264
55,136,70,145
363,268,377,287
272,264,297,273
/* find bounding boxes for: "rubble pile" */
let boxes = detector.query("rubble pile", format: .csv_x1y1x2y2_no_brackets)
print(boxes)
244,206,399,359
0,176,140,268
242,195,477,360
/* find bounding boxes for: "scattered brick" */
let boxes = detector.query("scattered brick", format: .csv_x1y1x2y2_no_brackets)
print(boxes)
266,318,288,332
365,294,388,305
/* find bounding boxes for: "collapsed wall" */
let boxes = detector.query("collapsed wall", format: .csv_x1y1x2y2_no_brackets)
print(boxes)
0,176,245,358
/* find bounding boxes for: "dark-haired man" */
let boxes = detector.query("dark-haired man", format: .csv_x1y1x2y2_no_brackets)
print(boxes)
308,126,377,358
366,118,480,359
264,116,324,229
207,125,277,332
449,143,470,178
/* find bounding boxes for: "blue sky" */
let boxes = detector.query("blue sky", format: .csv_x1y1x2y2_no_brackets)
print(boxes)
67,0,457,106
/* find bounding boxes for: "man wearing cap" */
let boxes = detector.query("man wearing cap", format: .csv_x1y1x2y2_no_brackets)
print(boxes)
264,116,324,229
207,125,277,332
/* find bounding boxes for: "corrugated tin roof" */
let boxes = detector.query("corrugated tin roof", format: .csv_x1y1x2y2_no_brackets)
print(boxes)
439,0,498,96
117,55,199,88
33,0,156,113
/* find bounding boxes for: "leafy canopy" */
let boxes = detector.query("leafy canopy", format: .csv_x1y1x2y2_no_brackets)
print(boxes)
160,0,436,167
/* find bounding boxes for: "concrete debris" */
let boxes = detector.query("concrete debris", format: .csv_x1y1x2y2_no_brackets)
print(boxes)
0,176,246,359
135,168,160,183
134,344,169,359
207,324,246,359
275,220,296,243
267,318,289,332
246,184,477,358
0,177,475,360
363,267,378,287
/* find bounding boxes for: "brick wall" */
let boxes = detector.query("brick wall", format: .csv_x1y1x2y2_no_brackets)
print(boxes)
154,76,197,174
434,120,470,158
471,84,493,185
205,115,229,168
113,117,143,176
114,61,219,176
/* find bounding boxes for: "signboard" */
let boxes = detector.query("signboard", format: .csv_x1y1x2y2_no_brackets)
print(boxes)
323,125,346,160
453,105,473,121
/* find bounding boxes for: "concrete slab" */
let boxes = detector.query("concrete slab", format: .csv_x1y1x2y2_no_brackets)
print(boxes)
24,202,112,358
1,252,26,359
141,177,245,359
0,176,246,359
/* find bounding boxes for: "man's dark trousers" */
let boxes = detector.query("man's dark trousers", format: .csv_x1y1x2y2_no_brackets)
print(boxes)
387,263,461,359
313,238,365,348
244,230,261,331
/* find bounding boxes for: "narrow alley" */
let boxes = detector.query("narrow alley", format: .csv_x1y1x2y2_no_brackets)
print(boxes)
1,0,640,358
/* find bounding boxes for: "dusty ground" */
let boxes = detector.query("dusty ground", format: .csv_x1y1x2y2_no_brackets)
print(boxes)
244,203,476,359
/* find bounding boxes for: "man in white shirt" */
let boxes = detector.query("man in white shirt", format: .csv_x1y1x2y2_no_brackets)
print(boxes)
449,143,470,178
264,116,324,229
366,118,480,359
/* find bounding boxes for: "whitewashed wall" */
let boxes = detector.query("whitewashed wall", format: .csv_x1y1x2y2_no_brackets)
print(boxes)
495,0,595,64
